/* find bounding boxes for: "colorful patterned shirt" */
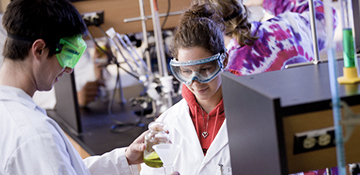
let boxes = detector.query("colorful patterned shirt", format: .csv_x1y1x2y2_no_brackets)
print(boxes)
226,0,338,76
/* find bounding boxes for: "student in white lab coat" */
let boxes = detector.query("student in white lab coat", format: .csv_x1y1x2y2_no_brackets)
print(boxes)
140,3,232,175
0,0,180,175
0,12,105,109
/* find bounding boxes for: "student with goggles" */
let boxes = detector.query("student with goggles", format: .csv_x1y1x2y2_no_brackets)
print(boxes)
0,12,107,109
0,1,182,175
140,3,232,175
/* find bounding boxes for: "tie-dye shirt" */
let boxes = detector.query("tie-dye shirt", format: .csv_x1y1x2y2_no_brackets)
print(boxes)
226,0,338,76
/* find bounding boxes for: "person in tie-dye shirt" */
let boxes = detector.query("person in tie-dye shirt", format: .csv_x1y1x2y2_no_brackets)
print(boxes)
198,0,338,76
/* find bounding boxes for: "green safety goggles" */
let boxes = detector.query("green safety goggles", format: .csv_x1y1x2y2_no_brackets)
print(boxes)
55,34,87,68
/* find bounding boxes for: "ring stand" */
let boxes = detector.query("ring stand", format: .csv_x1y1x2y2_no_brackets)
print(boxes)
337,67,360,84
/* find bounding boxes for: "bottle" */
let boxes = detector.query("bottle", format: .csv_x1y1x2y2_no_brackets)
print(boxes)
341,0,356,68
143,121,170,168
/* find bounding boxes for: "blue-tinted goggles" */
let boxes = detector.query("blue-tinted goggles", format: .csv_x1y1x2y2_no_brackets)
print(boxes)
55,34,87,68
170,53,225,85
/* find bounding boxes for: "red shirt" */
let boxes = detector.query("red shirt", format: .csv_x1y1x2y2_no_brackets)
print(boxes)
181,84,225,155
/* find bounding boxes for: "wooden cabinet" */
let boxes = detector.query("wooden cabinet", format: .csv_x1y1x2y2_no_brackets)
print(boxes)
72,0,192,37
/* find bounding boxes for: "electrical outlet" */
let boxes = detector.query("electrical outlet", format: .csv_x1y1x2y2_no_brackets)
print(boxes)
81,10,104,26
293,126,336,154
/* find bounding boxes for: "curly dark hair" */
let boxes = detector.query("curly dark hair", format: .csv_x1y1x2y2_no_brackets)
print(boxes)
170,2,225,58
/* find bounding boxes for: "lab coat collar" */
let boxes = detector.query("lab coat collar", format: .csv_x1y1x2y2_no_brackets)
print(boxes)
202,119,228,166
0,85,46,114
172,100,229,168
173,100,205,158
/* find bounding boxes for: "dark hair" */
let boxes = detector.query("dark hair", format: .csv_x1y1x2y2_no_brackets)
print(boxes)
2,0,87,60
170,3,225,58
197,0,258,46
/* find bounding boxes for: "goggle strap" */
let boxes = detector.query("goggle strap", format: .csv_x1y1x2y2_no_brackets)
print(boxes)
55,43,63,54
7,33,36,43
170,53,220,66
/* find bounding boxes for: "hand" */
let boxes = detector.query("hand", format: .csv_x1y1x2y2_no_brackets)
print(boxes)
125,130,148,165
170,172,180,175
77,80,104,107
243,0,264,7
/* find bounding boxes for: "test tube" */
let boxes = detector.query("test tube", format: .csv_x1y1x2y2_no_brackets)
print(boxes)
341,0,356,68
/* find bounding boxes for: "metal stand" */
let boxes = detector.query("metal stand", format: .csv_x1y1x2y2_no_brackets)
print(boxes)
149,0,168,77
326,168,332,175
123,0,177,116
309,0,320,64
285,0,320,69
123,1,183,76
138,0,152,72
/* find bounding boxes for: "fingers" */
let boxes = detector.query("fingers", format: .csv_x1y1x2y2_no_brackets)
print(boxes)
125,130,149,165
129,131,147,152
133,130,149,146
170,172,180,175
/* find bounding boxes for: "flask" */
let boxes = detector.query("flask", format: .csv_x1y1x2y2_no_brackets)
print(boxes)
143,121,170,168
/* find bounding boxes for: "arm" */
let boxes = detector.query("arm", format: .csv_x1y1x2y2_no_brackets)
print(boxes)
83,148,138,175
263,0,323,16
83,130,180,175
263,0,337,51
83,131,147,175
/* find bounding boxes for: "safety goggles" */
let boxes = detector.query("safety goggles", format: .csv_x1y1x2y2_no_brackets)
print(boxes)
55,34,87,68
170,53,225,85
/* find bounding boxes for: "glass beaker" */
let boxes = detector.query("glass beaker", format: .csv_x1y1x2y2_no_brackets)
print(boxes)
143,121,170,168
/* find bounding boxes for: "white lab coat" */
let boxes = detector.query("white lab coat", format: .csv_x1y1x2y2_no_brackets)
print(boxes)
140,99,232,175
0,85,139,175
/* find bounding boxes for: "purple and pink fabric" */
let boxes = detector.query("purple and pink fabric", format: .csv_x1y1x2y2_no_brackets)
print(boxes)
290,167,339,175
225,0,338,76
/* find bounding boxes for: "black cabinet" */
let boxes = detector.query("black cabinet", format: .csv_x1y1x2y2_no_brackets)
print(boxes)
222,60,360,174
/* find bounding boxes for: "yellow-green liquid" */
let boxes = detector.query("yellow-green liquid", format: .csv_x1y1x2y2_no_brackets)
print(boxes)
144,151,163,168
144,157,163,168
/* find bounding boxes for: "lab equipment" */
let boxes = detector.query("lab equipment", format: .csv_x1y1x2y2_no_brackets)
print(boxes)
152,144,181,175
337,0,360,84
143,122,170,168
56,34,87,69
105,27,176,117
81,0,182,133
106,27,153,85
325,0,346,174
149,0,168,77
341,0,355,68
